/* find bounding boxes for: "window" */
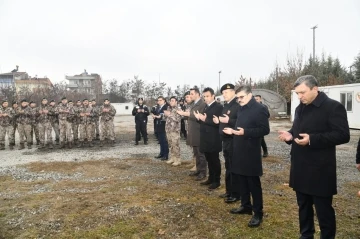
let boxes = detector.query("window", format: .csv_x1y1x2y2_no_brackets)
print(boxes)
125,106,129,110
340,92,353,111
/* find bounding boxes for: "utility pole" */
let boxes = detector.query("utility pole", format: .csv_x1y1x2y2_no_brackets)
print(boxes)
311,25,318,61
218,71,221,92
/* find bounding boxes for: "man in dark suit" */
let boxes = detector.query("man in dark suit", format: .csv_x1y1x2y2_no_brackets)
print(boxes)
195,87,223,190
255,95,269,157
279,75,350,239
213,83,239,202
223,85,270,228
153,96,169,160
177,87,207,181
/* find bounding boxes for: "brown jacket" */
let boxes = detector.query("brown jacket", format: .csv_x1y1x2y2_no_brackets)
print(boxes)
186,98,206,147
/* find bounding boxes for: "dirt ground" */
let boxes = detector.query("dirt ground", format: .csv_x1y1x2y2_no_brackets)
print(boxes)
0,117,359,239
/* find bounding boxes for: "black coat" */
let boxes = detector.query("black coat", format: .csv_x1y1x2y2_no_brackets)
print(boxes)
288,92,350,197
199,102,223,153
155,104,168,133
132,104,149,122
219,97,239,141
231,98,270,176
356,137,360,164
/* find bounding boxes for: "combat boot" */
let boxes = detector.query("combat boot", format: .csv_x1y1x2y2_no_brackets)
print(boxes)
36,139,40,145
48,143,54,149
172,158,182,166
89,142,94,147
59,142,66,149
134,141,139,145
166,159,175,164
68,142,73,149
27,144,32,149
99,141,104,147
0,144,5,150
77,142,83,148
144,140,148,145
9,144,14,150
19,143,25,150
111,140,115,147
55,139,60,145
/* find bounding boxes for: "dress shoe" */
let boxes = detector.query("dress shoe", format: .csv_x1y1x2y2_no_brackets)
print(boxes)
195,175,206,181
225,197,240,203
200,180,211,185
248,215,262,227
135,141,139,145
188,171,200,177
154,155,163,159
144,141,148,145
219,193,230,198
263,151,268,157
230,206,253,215
208,183,220,190
160,156,168,161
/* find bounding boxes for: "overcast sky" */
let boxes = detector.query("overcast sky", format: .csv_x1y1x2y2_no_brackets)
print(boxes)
0,0,359,90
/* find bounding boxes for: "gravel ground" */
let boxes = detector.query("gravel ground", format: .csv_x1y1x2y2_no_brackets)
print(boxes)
0,116,359,190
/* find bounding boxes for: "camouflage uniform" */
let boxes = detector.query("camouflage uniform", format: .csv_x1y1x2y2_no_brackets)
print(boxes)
56,103,74,147
16,106,33,149
99,103,116,146
30,106,40,145
10,105,18,146
0,106,15,150
48,104,60,143
37,104,53,148
92,104,100,140
71,105,81,143
164,105,182,166
78,105,95,146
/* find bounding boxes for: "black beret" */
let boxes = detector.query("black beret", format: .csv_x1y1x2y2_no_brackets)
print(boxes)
68,100,73,103
77,100,81,102
21,99,27,103
138,98,143,101
220,83,235,93
183,91,190,96
61,97,67,100
104,98,109,102
12,101,18,105
29,101,35,104
83,98,89,102
42,98,47,101
2,99,8,104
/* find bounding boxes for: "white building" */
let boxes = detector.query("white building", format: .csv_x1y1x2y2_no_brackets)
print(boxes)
291,83,360,129
112,103,134,115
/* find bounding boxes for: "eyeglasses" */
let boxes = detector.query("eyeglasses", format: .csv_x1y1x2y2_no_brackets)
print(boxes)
237,94,248,100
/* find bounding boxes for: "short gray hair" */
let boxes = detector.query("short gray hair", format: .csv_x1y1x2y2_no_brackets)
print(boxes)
294,75,318,89
235,85,252,94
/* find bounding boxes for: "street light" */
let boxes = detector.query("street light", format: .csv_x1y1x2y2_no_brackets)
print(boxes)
311,25,318,61
218,71,221,92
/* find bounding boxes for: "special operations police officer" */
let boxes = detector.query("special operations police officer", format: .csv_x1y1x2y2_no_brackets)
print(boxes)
132,98,149,145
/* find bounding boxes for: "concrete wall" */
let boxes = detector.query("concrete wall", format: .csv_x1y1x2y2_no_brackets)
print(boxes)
112,103,135,115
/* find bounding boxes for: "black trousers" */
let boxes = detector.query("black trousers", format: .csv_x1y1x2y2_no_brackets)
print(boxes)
180,119,187,138
135,120,148,142
204,151,221,184
223,140,233,194
261,137,267,153
158,131,169,157
296,191,335,239
232,174,263,216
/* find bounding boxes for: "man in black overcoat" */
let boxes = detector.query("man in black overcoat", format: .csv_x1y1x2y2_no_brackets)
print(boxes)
152,96,169,160
223,85,270,228
279,75,350,239
213,83,239,202
195,87,223,190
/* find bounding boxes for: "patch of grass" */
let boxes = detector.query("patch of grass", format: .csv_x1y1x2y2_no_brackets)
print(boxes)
0,157,360,238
